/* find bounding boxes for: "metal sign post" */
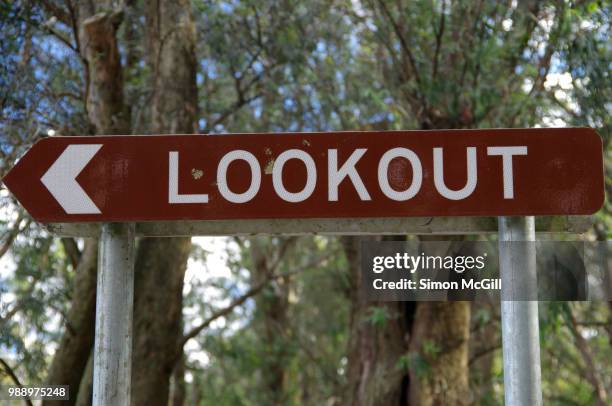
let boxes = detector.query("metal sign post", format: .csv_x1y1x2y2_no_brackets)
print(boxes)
498,216,542,406
92,223,135,406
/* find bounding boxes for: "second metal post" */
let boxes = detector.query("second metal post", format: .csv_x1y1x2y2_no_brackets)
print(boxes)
498,216,542,406
93,223,135,406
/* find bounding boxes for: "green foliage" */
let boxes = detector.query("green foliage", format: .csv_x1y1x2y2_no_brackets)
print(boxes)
364,305,394,328
421,339,441,358
396,351,431,379
0,0,610,404
537,302,612,405
473,307,492,327
0,223,73,384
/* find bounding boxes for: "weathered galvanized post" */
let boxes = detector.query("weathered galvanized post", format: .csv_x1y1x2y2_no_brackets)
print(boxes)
92,223,135,406
498,216,542,406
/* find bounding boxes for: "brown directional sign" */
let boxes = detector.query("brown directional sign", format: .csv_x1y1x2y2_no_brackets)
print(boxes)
2,128,604,223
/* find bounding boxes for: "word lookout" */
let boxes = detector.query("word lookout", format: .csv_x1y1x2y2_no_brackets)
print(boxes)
168,146,528,204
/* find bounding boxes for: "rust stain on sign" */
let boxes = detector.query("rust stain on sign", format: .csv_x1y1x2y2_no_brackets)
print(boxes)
191,168,203,180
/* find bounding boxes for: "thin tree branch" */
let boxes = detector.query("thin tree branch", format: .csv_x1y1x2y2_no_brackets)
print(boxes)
507,0,565,126
0,212,28,260
41,23,77,52
567,305,608,405
376,0,425,106
206,92,263,131
469,344,501,365
175,253,331,366
0,358,33,406
64,0,82,57
431,0,446,80
0,277,39,327
38,0,71,25
268,237,298,273
277,324,342,388
547,90,580,120
61,237,81,269
180,268,303,349
575,321,612,328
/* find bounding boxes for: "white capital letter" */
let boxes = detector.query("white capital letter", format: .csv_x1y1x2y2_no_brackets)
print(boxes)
273,149,316,202
217,150,261,203
328,149,371,201
487,146,528,199
169,151,209,204
433,147,477,200
378,148,422,201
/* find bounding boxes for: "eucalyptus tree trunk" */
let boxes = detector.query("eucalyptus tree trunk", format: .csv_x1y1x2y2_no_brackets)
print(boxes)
250,237,296,405
408,238,470,405
170,354,187,406
130,0,197,404
44,241,98,406
342,236,411,405
74,352,93,406
408,303,470,405
342,235,470,405
469,301,498,402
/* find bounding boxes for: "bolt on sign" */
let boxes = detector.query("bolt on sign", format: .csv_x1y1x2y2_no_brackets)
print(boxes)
2,128,604,223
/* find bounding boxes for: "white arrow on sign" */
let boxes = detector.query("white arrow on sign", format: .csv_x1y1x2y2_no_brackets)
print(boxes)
40,144,103,214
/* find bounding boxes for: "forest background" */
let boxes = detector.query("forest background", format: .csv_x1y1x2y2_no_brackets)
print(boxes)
0,0,610,405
